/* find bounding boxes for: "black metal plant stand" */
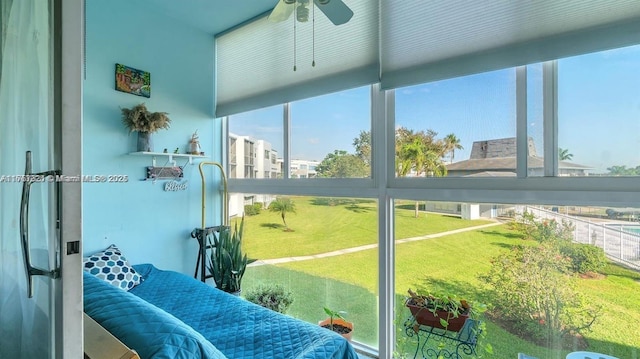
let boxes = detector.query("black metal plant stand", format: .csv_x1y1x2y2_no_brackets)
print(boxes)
191,226,228,282
403,315,482,359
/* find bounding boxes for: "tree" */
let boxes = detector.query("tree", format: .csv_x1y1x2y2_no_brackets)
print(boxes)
607,165,640,176
443,133,464,163
395,127,448,217
315,150,368,178
268,197,296,231
352,130,372,167
558,147,573,161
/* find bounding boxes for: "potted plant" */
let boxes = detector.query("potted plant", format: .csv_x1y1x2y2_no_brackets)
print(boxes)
405,288,473,332
207,217,256,296
121,103,171,152
245,284,294,313
319,307,353,341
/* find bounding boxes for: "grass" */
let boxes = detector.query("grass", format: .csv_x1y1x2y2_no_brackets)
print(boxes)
239,197,492,259
240,198,640,358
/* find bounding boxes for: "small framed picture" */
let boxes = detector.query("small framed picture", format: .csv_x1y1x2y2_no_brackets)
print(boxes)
115,63,151,98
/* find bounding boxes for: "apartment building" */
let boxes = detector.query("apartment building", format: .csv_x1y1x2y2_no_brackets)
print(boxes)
228,133,280,216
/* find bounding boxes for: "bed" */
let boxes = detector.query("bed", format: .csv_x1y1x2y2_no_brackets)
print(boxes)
83,262,358,359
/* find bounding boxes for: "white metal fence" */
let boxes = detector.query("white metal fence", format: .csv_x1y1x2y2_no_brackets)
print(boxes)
517,206,640,270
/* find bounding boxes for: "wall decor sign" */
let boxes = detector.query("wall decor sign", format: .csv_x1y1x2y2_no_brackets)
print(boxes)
146,166,183,180
115,63,151,98
164,180,188,192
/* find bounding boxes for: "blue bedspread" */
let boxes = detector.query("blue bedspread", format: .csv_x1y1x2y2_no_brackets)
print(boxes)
131,264,359,359
83,271,227,359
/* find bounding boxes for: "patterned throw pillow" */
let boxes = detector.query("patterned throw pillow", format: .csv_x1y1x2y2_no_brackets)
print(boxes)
83,244,142,291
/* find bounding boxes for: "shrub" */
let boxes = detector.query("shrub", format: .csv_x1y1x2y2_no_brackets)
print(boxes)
244,203,263,216
509,211,574,243
481,244,601,346
245,284,294,314
560,242,607,274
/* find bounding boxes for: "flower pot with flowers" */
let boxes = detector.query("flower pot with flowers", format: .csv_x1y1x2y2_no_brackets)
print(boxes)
121,103,171,152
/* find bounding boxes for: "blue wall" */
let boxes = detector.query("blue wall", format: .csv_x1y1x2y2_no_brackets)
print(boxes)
83,0,223,274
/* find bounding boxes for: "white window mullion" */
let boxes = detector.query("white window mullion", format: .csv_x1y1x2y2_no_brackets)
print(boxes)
372,83,393,358
543,61,558,176
516,66,528,178
283,103,291,179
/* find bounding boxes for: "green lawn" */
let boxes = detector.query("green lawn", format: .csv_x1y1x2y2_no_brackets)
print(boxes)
240,198,640,359
240,197,493,259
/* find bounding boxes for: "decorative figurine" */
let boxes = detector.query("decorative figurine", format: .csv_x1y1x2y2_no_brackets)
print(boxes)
189,130,201,155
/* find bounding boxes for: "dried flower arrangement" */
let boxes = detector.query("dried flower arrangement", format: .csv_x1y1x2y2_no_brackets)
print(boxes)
121,103,171,133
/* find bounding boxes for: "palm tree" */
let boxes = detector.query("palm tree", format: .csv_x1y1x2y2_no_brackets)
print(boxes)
558,147,573,161
444,133,463,163
396,128,448,217
268,197,296,231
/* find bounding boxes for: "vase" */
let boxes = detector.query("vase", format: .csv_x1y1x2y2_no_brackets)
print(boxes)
137,131,153,152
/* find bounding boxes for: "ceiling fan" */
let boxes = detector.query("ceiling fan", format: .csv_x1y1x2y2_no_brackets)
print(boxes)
268,0,354,26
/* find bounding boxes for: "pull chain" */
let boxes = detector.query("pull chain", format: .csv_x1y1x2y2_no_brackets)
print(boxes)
293,5,297,72
312,2,315,67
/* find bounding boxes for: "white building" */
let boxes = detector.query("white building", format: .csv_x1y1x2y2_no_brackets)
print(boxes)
279,159,320,179
228,133,281,217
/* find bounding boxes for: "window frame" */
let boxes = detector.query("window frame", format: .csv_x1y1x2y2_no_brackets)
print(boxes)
225,61,640,358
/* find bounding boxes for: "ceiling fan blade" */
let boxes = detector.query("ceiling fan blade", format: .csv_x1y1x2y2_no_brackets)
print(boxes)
313,0,353,26
268,0,295,23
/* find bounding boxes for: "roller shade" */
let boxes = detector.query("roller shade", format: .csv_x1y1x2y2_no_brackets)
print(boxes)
215,0,378,117
380,0,640,89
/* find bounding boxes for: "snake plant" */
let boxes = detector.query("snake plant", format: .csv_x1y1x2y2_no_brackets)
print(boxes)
207,217,256,294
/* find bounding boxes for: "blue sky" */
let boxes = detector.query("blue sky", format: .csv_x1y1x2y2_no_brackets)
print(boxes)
230,45,640,173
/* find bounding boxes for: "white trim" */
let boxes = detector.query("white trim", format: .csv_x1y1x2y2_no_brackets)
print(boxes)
516,66,528,178
543,61,559,176
283,103,291,179
372,83,393,359
59,0,84,357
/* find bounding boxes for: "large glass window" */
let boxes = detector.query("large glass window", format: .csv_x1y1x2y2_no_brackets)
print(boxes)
558,45,640,177
225,45,640,358
290,86,371,178
394,199,640,359
234,194,379,348
228,105,283,179
395,69,517,178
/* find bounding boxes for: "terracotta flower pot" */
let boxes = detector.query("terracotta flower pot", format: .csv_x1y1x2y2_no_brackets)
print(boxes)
405,299,469,332
318,317,353,341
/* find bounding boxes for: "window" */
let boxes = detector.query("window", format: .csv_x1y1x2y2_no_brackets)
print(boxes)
234,194,379,347
395,69,516,178
225,47,640,358
290,86,371,178
394,199,640,359
557,45,640,177
228,105,283,180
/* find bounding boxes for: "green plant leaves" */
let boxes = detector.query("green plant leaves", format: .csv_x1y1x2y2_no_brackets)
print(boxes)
206,217,256,293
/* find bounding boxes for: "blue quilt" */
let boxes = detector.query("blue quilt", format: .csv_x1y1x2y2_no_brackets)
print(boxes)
84,271,227,359
131,264,359,359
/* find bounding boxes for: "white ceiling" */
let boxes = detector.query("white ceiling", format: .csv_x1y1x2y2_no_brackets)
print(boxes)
142,0,279,35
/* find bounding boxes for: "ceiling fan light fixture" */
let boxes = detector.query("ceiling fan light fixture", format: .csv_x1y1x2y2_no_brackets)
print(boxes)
317,0,330,5
283,0,296,4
